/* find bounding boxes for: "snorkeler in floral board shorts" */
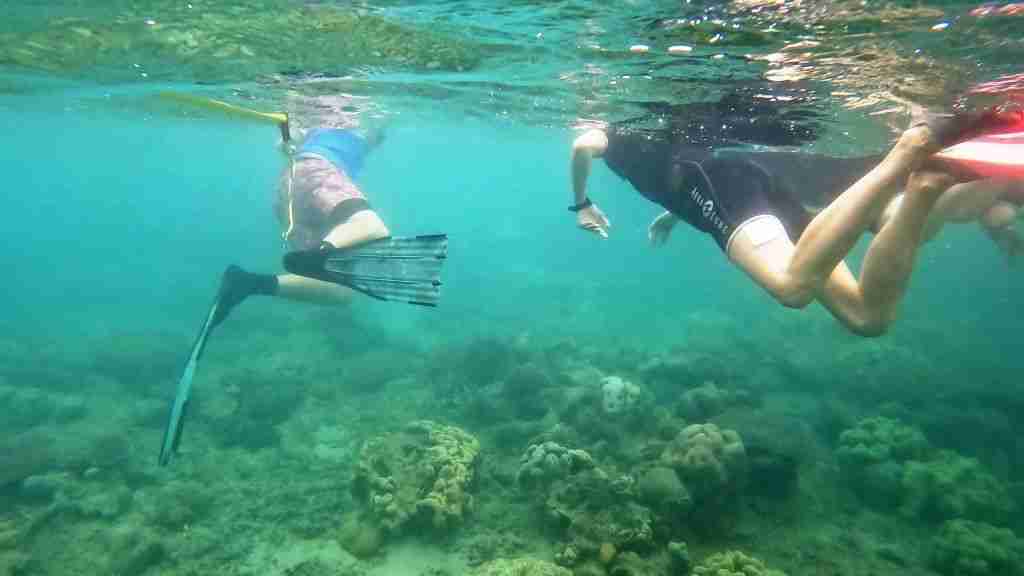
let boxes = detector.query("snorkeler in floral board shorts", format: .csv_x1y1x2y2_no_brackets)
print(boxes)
159,111,448,466
207,125,394,328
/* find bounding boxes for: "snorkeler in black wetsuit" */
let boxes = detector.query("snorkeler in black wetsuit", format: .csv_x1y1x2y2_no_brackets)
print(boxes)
597,127,882,252
568,111,1023,337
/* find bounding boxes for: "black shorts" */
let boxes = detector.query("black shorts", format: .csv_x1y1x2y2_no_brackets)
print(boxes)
659,150,877,252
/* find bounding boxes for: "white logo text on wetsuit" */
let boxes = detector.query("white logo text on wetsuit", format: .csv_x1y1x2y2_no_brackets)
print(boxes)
689,185,730,236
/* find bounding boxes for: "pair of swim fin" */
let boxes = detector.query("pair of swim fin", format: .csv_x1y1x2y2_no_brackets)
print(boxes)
926,104,1024,183
935,111,1024,186
157,235,448,466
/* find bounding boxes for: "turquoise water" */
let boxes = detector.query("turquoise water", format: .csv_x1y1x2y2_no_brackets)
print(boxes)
2,2,1024,576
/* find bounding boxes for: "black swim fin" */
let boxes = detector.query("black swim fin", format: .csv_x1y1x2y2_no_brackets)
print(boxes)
158,288,221,466
283,235,448,307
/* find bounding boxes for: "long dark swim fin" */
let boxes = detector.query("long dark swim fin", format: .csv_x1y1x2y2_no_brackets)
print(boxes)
283,235,448,307
158,292,220,466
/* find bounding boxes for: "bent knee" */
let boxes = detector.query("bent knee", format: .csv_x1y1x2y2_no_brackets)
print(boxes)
766,277,816,309
845,317,889,338
840,309,892,338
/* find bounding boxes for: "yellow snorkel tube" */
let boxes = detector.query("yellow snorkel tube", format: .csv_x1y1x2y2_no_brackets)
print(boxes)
157,91,291,142
158,91,298,243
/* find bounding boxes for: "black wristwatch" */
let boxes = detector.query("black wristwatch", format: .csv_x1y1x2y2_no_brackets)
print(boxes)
568,197,593,212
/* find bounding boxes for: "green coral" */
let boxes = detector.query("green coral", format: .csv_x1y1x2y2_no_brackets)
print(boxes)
660,423,746,497
471,558,572,576
693,550,786,576
835,416,930,507
836,416,928,467
931,519,1024,576
901,450,1014,525
353,420,479,534
544,468,653,565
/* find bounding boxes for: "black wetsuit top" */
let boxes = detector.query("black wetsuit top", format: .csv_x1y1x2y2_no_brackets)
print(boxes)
602,126,882,250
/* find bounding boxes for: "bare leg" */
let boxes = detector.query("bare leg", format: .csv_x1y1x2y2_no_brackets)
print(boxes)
876,179,1023,255
274,208,390,306
322,209,390,250
857,171,951,318
785,128,930,299
276,274,356,304
728,128,959,335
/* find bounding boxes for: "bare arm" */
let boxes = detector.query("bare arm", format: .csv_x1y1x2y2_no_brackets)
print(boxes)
571,129,608,205
570,129,612,238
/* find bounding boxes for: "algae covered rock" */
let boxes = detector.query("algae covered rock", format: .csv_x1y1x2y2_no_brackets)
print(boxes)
544,468,654,565
601,376,641,415
931,519,1024,576
714,407,814,501
635,466,692,515
692,550,786,576
836,416,929,467
516,442,593,489
901,450,1014,525
353,420,480,534
677,382,752,421
836,415,929,506
472,557,572,576
661,423,746,496
667,541,691,574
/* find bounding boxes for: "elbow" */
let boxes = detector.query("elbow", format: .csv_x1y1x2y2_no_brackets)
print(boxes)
571,138,593,163
572,129,607,158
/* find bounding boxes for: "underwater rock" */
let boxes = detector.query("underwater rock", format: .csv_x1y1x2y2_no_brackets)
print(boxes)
600,376,640,415
471,558,572,576
544,468,654,566
713,407,815,501
337,511,384,559
900,450,1015,525
0,385,87,431
667,541,691,574
608,551,658,576
453,337,523,387
635,466,692,516
18,473,67,503
352,420,480,535
0,431,55,488
206,367,305,451
571,561,607,576
836,416,929,466
931,519,1024,576
516,442,593,489
677,382,752,421
137,479,215,529
71,485,134,520
660,423,746,497
692,550,786,576
835,415,929,506
502,363,554,420
460,529,528,567
105,525,166,576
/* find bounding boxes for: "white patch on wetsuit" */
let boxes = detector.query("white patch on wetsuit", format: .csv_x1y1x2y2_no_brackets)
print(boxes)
727,214,786,253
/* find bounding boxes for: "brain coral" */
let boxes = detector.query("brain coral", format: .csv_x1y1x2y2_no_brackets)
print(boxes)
931,519,1024,576
692,550,786,576
353,420,479,533
660,423,746,496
